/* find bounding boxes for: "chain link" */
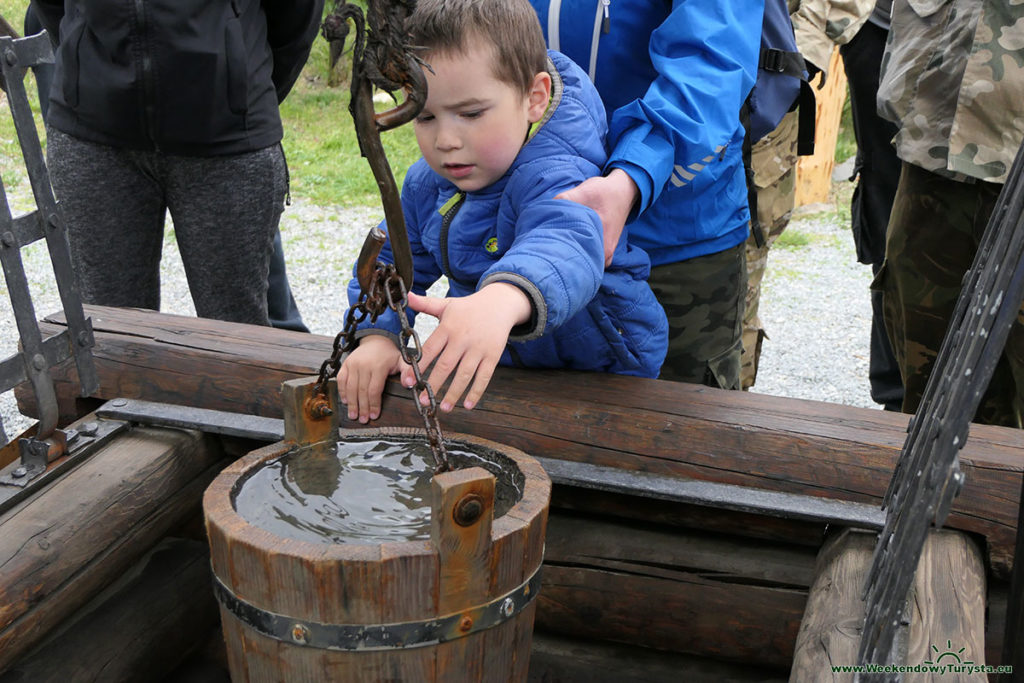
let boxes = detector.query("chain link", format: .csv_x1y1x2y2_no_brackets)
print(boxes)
315,263,451,474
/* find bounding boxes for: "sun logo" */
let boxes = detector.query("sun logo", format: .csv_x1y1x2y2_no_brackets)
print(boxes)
484,237,499,254
923,640,973,665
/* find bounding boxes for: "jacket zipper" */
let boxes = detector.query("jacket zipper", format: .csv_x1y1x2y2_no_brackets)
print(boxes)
547,0,562,51
133,0,159,150
546,0,606,82
439,192,468,284
588,0,607,81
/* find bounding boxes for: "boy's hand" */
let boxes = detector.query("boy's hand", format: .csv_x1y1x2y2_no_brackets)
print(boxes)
338,334,405,423
403,283,531,411
555,168,638,266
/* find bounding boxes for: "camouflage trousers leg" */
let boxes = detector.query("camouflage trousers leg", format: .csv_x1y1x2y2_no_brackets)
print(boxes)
741,110,799,389
648,242,746,389
877,162,1024,427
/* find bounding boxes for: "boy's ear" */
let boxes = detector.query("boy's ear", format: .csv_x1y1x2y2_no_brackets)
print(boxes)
526,71,552,123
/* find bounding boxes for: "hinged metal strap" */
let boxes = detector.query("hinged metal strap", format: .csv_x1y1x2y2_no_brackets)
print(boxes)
212,565,542,650
0,31,97,443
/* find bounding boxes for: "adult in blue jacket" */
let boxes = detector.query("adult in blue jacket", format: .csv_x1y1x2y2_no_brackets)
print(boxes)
340,0,667,423
529,0,762,389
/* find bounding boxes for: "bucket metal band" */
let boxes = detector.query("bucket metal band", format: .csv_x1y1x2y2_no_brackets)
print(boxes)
212,565,542,651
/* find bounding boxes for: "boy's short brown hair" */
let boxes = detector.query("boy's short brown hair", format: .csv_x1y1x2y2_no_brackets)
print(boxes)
407,0,548,95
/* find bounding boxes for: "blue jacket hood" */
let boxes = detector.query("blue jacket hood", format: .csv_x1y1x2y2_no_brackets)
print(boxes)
514,51,609,177
347,50,668,379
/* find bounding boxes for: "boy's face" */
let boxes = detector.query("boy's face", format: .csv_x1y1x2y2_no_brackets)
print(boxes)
414,41,550,192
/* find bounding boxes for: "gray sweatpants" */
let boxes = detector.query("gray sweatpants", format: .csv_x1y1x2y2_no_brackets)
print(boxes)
46,126,286,326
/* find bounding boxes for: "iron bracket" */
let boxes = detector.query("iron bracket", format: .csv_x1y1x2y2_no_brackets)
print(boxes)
0,417,128,516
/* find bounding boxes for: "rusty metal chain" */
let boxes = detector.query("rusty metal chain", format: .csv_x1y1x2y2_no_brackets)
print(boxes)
314,264,451,474
384,272,451,474
314,1,449,473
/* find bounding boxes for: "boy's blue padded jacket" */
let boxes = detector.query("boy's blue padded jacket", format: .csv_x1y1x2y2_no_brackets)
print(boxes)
530,0,762,266
347,50,668,378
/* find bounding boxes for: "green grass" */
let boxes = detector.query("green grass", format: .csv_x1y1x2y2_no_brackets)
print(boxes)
776,228,811,249
835,93,856,163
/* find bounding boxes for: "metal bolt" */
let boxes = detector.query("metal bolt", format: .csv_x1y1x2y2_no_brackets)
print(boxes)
1,232,14,248
500,597,515,619
77,330,92,347
458,615,473,633
31,354,46,371
12,466,26,479
291,623,310,645
110,398,128,407
79,421,99,436
307,396,333,419
4,49,16,66
453,493,484,527
47,213,60,230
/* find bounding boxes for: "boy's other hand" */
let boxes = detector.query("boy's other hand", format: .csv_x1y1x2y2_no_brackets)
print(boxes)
338,335,405,424
403,283,531,411
555,168,638,266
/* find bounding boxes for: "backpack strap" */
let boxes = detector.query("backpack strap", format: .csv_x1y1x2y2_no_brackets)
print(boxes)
740,102,765,248
761,46,816,156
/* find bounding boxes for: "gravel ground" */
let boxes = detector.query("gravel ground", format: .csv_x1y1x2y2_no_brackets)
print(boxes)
0,173,879,442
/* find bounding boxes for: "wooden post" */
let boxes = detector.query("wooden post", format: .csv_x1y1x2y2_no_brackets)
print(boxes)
281,375,339,446
795,46,848,207
789,529,987,681
789,529,875,680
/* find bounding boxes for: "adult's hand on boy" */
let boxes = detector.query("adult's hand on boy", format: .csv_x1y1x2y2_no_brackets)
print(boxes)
338,335,406,424
555,168,638,266
403,283,531,411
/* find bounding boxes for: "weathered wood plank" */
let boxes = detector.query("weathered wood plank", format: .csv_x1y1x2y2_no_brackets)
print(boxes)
18,305,1024,578
538,511,815,666
528,630,790,683
0,421,226,671
537,563,805,668
0,537,218,683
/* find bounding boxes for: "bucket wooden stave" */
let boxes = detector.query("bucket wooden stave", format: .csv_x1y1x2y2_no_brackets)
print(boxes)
203,426,550,682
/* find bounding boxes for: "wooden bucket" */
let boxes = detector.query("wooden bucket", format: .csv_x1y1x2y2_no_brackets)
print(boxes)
202,379,550,682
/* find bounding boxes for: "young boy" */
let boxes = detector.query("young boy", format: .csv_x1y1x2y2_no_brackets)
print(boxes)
339,0,668,423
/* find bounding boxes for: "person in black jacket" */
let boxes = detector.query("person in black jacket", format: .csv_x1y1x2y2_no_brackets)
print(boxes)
33,0,323,326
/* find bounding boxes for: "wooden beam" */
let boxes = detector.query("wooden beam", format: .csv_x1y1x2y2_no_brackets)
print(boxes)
539,512,815,667
528,630,789,683
790,529,988,681
16,306,1024,578
0,537,219,683
0,416,227,671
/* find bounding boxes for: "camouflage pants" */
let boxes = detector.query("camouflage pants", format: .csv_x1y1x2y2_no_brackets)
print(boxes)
742,110,799,389
877,162,1024,427
648,242,746,389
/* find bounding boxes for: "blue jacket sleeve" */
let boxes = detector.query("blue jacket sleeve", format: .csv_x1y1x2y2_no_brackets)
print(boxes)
478,158,604,341
606,0,762,216
346,167,443,344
